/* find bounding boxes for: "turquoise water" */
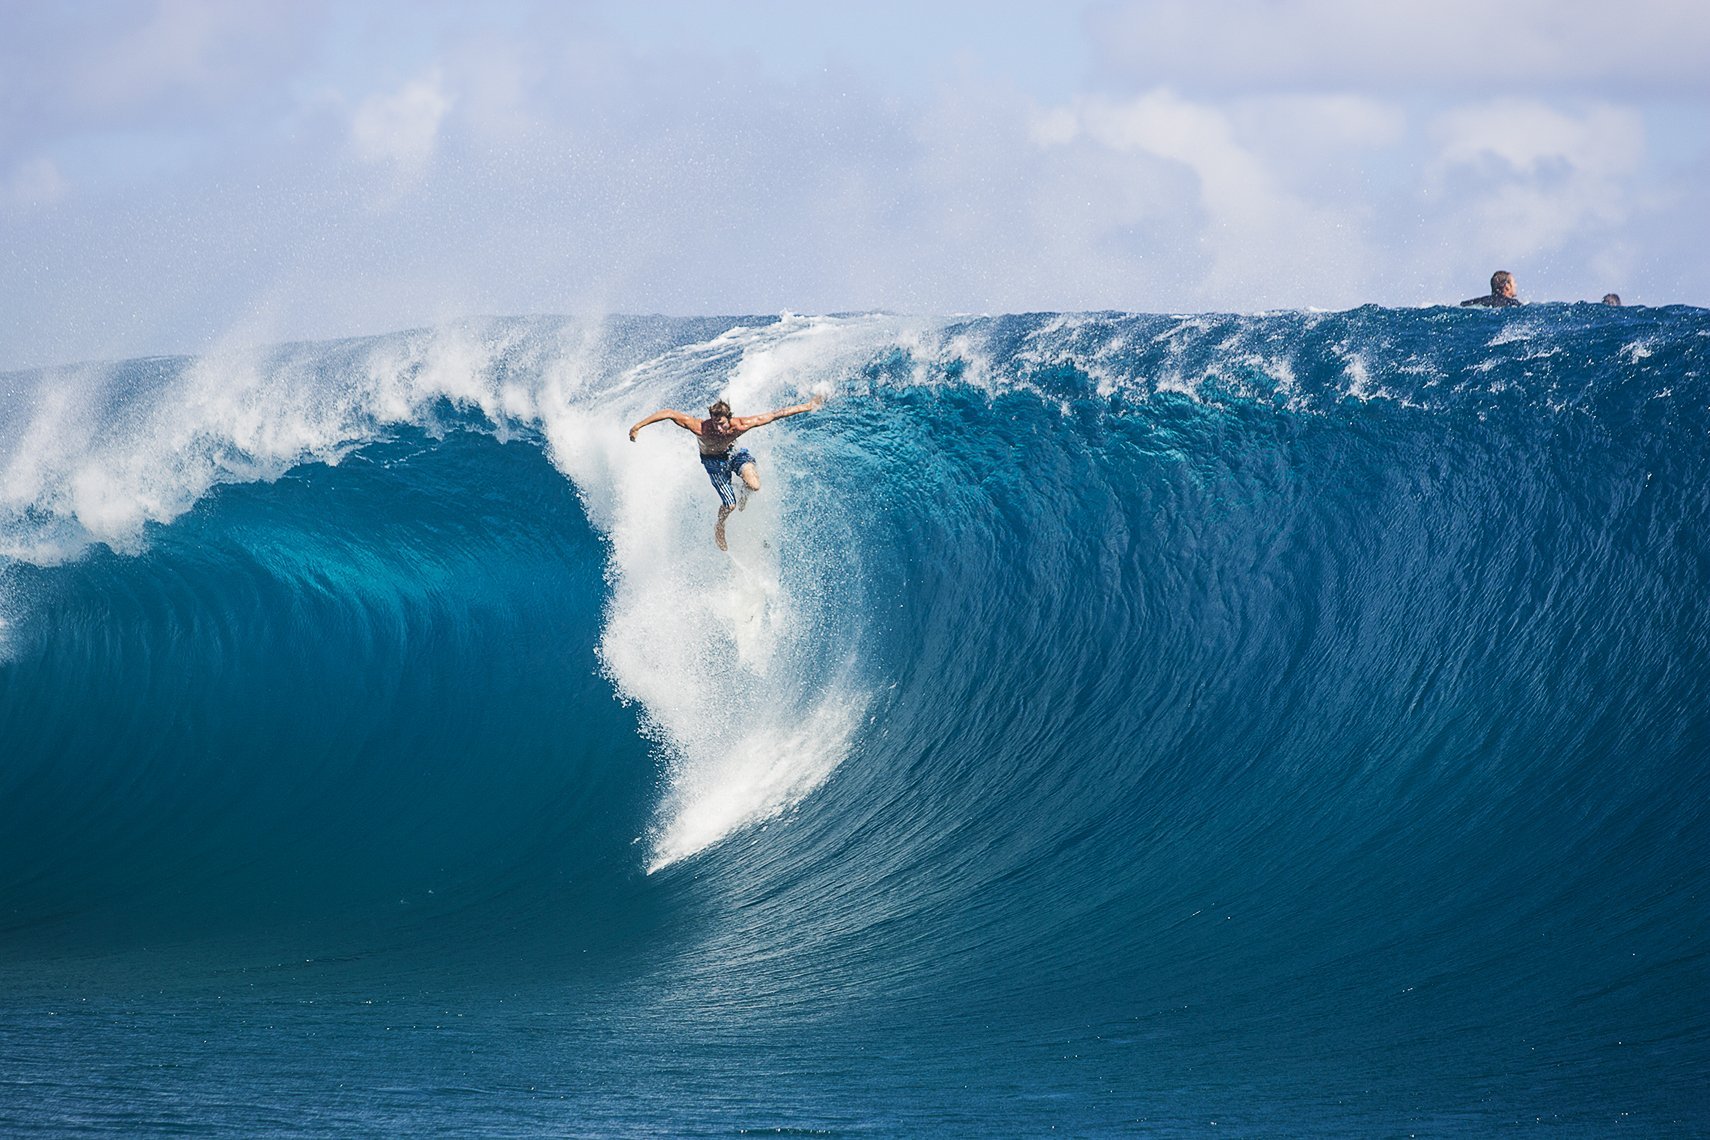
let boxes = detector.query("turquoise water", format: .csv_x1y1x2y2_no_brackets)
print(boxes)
3,308,1707,1134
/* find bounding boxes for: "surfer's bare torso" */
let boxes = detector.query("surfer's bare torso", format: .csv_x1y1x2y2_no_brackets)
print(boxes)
627,395,824,550
697,417,746,456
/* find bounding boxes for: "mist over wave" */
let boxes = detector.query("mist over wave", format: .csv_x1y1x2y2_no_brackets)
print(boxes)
2,306,1707,1134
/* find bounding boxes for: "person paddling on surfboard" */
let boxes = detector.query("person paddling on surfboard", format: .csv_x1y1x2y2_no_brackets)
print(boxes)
628,395,823,551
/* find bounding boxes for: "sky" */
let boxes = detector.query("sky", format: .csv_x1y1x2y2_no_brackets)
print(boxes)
2,0,1707,369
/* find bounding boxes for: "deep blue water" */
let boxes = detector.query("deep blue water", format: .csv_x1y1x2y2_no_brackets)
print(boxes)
2,308,1707,1135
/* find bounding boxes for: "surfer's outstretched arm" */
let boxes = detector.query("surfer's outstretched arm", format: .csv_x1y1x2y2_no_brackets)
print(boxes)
628,409,702,441
730,395,823,433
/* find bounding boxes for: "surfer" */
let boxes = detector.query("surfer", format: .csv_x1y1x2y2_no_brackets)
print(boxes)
628,395,824,550
1461,270,1522,308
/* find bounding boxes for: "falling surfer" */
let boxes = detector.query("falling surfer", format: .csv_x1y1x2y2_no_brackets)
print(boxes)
628,394,824,550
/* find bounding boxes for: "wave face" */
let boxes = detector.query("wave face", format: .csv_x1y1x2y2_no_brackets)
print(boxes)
2,308,1708,1135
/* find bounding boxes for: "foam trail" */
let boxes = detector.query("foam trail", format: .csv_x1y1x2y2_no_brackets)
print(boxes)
539,316,890,869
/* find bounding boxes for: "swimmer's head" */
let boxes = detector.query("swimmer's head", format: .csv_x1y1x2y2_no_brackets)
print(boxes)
708,400,732,420
1602,293,1622,306
1491,270,1516,299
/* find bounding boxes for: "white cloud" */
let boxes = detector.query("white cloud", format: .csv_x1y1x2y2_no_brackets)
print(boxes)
4,158,69,213
1426,101,1646,256
1030,90,1376,305
1071,92,1281,218
1431,101,1644,179
1089,0,1710,94
1234,95,1405,152
446,35,545,144
350,72,453,174
69,0,314,111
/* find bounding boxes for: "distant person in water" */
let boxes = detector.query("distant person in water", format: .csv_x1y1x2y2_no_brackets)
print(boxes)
1602,293,1623,306
1462,270,1522,308
628,395,824,551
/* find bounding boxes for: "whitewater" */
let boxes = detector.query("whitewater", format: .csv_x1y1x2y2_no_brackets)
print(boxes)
1,307,1707,1135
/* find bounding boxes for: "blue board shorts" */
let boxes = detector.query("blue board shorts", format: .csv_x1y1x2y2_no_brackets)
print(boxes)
700,448,756,508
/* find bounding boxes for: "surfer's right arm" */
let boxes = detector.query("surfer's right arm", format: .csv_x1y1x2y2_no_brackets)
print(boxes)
628,410,701,442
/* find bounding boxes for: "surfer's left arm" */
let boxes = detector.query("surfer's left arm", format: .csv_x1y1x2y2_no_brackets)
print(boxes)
734,395,824,432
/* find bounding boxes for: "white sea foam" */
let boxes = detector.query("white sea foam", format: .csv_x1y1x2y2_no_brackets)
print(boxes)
0,320,566,562
539,315,889,870
1486,321,1539,347
643,689,867,871
1342,351,1376,400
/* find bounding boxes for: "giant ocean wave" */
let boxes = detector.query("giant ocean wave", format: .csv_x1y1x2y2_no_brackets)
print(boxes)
2,307,1707,1134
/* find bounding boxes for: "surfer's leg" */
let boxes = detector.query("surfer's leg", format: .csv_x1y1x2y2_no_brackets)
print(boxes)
729,449,760,508
715,503,734,551
708,463,738,509
705,454,739,509
737,462,760,513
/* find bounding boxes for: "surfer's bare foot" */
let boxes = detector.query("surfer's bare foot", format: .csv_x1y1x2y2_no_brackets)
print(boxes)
716,506,732,551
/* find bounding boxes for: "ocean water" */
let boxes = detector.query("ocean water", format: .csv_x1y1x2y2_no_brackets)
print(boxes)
1,307,1707,1135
